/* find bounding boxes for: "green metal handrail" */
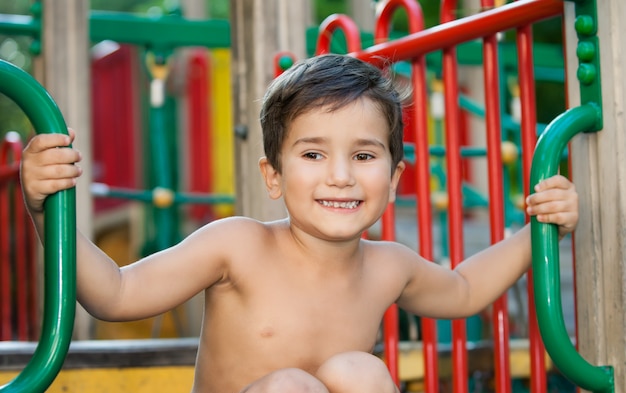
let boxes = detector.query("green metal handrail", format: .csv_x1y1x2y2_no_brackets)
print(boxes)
0,60,76,392
530,103,613,393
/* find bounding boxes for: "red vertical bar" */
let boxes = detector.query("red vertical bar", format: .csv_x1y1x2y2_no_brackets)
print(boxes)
14,182,29,341
480,0,512,389
187,50,212,221
7,139,29,341
440,1,468,392
381,205,399,386
411,57,440,393
26,201,37,340
517,22,547,393
443,44,469,393
0,140,14,341
373,2,437,389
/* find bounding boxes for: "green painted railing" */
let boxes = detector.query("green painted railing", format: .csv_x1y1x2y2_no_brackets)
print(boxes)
0,60,76,392
530,103,614,393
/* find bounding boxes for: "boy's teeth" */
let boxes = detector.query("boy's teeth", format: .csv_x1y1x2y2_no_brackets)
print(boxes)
320,200,359,209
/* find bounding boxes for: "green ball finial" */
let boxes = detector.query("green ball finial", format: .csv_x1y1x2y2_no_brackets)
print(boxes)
278,56,294,71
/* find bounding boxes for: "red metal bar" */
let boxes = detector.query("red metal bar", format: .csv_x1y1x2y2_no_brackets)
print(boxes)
381,206,399,386
0,164,12,341
375,1,439,391
14,179,29,341
187,50,212,221
439,0,469,391
0,134,23,341
353,0,562,67
91,44,139,214
481,1,512,391
315,14,362,55
7,139,30,341
26,193,37,340
517,19,548,393
314,1,564,390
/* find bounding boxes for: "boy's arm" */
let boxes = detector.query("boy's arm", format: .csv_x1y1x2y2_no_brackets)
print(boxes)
20,132,226,321
397,175,578,319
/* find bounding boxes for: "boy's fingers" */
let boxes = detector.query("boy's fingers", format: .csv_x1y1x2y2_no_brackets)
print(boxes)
26,133,72,153
526,189,575,207
534,175,574,192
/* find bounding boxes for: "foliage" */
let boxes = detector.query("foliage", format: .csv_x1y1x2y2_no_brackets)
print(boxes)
0,1,37,140
90,0,229,18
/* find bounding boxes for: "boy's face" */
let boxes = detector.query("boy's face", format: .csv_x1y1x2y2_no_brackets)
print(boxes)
260,98,405,241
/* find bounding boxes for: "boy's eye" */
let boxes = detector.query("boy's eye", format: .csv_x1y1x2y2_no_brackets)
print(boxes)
354,153,374,161
303,152,323,160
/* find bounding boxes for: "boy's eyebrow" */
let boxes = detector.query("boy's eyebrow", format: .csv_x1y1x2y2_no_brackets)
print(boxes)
292,137,326,146
292,137,387,150
354,138,387,150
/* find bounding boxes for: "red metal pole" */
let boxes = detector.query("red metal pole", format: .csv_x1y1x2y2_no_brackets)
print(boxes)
0,135,21,341
481,1,512,391
375,1,439,391
439,1,468,392
187,50,212,221
353,0,562,67
14,180,29,341
517,20,548,393
4,138,30,341
315,14,362,55
381,205,399,387
0,175,11,341
313,1,564,390
26,192,37,340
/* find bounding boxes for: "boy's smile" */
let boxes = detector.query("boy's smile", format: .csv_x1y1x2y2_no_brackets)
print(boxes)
318,200,360,209
260,97,405,242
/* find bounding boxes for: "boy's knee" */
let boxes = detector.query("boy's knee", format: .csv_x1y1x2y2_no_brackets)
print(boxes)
241,368,329,393
315,352,398,393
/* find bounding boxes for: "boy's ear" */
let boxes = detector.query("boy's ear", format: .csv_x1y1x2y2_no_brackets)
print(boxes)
388,161,406,204
259,157,283,200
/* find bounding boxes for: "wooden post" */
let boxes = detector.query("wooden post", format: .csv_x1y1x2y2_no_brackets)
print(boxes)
230,0,310,220
566,1,626,391
348,0,375,32
41,0,93,340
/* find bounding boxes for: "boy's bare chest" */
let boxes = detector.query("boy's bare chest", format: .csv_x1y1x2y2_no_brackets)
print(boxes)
207,259,397,351
197,256,401,391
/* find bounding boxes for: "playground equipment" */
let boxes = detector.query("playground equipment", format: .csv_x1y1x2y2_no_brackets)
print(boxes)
0,0,620,392
0,132,37,342
0,59,76,393
308,0,614,392
87,9,233,254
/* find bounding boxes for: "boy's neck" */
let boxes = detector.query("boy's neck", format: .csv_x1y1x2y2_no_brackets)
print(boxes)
281,219,365,269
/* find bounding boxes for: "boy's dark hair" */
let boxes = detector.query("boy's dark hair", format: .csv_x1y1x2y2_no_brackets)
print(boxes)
260,54,404,174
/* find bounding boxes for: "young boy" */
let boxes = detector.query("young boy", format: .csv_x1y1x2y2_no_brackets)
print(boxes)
21,54,578,393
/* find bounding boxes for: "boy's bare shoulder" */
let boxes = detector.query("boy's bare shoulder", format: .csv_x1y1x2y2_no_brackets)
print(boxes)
191,216,286,248
361,238,420,262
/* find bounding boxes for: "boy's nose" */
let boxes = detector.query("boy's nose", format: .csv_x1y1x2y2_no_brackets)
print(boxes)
326,158,355,187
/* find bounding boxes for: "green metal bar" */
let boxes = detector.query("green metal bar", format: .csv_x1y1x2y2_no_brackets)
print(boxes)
89,11,230,50
90,183,235,205
0,1,43,55
530,103,613,393
0,14,40,37
0,61,76,392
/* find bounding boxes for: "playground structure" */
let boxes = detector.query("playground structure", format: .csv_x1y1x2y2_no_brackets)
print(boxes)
1,0,625,392
0,2,237,340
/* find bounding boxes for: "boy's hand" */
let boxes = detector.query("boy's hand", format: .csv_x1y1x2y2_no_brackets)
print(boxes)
20,128,83,214
525,174,578,238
